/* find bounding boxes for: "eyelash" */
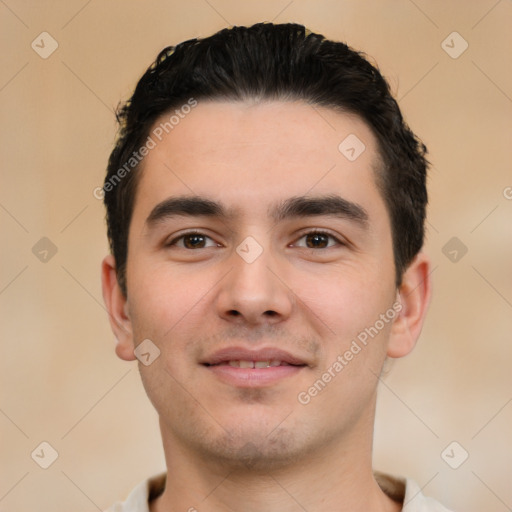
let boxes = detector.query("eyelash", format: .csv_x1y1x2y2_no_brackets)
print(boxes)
296,230,345,248
166,230,219,249
166,229,345,249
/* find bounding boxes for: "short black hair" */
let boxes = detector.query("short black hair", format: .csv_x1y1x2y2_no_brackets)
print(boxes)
103,22,428,295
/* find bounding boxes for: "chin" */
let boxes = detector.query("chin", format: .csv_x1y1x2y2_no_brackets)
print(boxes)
202,428,304,472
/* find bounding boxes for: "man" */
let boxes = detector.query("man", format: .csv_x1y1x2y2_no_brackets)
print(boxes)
101,22,451,512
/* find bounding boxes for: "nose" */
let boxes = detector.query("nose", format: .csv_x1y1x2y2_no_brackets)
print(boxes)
214,244,293,326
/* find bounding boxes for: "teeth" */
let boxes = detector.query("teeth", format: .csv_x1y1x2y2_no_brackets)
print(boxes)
226,360,283,368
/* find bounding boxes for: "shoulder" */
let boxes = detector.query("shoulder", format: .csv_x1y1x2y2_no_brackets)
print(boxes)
402,476,454,512
104,473,166,512
374,471,454,512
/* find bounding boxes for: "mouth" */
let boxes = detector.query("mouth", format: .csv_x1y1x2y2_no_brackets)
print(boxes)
201,347,309,387
205,360,298,368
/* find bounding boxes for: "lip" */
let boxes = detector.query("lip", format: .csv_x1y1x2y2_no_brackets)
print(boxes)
201,346,309,388
203,347,309,366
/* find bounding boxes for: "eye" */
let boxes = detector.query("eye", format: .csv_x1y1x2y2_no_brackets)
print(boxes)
167,231,219,249
294,230,343,249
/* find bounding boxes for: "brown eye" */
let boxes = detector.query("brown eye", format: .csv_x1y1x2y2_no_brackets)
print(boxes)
295,231,341,249
182,234,207,248
167,232,218,249
305,233,330,248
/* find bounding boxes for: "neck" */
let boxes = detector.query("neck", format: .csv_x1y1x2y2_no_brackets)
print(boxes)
150,412,401,512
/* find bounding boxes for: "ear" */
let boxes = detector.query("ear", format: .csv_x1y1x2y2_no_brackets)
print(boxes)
386,251,432,358
101,254,136,361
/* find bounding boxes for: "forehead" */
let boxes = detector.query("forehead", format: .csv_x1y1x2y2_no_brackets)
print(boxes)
132,100,387,227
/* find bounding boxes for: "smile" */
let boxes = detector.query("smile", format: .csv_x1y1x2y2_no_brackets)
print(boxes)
209,360,295,368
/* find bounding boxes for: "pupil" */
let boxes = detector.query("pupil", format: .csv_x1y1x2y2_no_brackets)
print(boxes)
185,235,205,248
307,233,328,248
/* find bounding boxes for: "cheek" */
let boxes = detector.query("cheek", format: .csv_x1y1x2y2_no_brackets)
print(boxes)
294,262,394,343
126,262,224,389
126,260,213,338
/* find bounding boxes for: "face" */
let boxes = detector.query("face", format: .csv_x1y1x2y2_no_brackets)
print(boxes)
103,100,429,471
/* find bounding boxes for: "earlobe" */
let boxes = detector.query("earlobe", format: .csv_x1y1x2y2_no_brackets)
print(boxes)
387,252,432,358
101,255,136,361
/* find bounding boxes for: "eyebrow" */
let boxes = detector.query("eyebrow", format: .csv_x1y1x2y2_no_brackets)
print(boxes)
270,195,369,226
146,196,229,225
145,194,369,228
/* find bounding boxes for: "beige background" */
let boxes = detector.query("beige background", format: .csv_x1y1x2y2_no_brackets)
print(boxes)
1,1,511,511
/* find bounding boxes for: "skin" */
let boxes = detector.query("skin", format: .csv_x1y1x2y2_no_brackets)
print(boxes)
102,100,431,512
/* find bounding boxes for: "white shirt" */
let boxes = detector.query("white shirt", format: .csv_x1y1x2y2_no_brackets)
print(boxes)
104,471,453,511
